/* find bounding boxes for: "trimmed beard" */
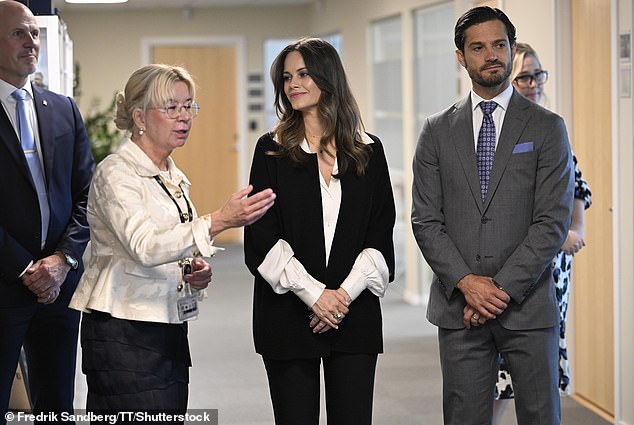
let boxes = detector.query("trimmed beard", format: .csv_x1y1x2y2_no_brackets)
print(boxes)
466,59,512,88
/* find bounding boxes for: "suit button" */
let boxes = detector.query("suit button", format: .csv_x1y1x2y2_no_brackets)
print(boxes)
476,255,481,262
481,216,488,224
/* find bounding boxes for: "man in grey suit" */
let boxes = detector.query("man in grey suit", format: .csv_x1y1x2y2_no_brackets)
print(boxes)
411,6,573,425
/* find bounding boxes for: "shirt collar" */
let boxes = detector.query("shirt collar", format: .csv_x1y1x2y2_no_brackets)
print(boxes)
470,84,514,112
116,139,191,186
298,130,375,153
0,79,34,103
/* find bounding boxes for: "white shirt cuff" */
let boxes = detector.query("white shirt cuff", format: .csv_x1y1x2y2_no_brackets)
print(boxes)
340,248,390,301
192,215,219,258
257,239,325,307
18,260,33,278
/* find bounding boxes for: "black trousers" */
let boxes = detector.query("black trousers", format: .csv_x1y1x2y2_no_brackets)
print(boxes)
0,301,79,424
263,352,378,425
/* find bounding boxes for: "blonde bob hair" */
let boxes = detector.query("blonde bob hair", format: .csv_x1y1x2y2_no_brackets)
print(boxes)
510,42,549,106
114,64,197,133
510,42,540,81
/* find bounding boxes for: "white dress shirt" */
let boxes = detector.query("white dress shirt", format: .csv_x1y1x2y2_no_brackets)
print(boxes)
470,84,514,151
256,132,390,307
69,139,218,323
0,79,44,171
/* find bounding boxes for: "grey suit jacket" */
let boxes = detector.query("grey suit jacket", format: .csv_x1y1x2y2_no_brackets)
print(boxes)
411,90,574,330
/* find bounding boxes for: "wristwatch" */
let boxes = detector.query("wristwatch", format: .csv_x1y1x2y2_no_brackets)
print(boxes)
58,251,78,270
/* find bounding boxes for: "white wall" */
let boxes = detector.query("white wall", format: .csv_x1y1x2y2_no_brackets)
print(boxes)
59,6,311,115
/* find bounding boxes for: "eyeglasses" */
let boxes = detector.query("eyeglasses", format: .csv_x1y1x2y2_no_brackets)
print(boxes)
514,70,549,87
153,102,200,119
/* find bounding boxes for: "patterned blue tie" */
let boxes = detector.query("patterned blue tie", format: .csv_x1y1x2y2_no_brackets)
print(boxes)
477,101,498,202
12,89,49,245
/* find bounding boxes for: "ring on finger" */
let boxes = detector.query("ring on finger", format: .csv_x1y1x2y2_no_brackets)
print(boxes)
334,312,343,321
472,314,479,321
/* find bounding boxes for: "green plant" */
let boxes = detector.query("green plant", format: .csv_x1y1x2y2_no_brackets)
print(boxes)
74,63,122,163
83,95,121,163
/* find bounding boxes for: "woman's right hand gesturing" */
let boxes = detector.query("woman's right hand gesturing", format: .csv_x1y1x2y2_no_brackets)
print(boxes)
210,185,276,237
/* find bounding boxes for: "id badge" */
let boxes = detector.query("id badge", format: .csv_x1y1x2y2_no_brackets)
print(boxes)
177,286,199,321
177,258,199,321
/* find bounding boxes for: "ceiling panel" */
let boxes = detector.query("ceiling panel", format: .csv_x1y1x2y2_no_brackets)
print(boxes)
55,0,315,12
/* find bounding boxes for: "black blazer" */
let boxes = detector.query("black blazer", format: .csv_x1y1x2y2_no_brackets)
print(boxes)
0,84,95,307
245,133,395,360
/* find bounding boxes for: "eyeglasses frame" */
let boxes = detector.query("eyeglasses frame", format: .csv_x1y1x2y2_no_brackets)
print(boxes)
513,70,549,87
153,102,200,119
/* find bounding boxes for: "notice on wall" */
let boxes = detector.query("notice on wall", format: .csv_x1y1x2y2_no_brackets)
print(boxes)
619,32,631,98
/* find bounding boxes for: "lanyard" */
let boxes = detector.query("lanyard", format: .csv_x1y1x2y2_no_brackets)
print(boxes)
154,175,193,223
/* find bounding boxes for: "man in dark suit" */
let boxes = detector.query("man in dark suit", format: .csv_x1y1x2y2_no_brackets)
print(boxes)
0,0,94,420
412,6,573,425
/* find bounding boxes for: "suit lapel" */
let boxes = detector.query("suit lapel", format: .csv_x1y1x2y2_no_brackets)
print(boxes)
32,85,55,185
483,90,531,210
0,95,33,184
449,96,483,213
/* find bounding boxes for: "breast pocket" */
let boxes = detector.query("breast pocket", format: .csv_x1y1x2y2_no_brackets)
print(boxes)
497,151,538,206
506,150,537,175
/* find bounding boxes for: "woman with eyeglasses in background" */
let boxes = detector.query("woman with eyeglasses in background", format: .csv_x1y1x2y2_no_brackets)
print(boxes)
69,64,275,419
492,43,592,424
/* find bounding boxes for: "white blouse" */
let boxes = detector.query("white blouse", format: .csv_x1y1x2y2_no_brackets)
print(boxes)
257,133,390,307
69,139,218,323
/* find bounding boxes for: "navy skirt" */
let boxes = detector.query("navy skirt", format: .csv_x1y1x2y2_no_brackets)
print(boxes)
80,311,191,418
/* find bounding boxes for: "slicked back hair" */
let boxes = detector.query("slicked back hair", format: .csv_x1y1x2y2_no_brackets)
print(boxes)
454,6,516,53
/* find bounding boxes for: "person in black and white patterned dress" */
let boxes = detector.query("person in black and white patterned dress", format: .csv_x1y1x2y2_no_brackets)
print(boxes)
493,43,592,424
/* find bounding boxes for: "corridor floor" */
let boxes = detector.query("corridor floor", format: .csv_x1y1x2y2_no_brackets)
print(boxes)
73,243,611,425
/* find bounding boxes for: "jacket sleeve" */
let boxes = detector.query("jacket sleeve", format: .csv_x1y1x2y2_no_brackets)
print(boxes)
0,228,33,282
53,96,95,263
244,135,286,277
494,115,574,303
411,117,473,299
361,136,396,283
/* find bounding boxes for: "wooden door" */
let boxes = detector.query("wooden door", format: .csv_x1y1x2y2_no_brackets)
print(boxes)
152,45,240,243
570,0,614,419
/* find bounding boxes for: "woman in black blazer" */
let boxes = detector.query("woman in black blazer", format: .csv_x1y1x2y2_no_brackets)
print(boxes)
244,38,396,425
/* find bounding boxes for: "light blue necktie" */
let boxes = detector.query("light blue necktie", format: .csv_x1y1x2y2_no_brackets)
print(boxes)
476,101,498,203
12,89,49,245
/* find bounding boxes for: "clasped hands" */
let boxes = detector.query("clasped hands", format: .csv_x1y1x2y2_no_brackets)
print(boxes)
457,274,510,329
309,288,352,334
21,253,70,304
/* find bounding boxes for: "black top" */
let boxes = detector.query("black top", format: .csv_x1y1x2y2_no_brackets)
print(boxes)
244,132,396,360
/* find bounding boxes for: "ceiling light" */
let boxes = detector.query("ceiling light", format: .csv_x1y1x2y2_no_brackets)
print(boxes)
65,0,128,3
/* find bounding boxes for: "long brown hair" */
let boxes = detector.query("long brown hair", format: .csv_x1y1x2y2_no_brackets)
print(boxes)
270,37,370,176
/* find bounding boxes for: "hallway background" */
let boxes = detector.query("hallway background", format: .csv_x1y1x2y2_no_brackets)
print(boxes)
72,244,612,425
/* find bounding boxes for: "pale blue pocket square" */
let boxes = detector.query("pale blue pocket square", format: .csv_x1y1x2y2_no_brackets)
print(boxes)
512,141,534,153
